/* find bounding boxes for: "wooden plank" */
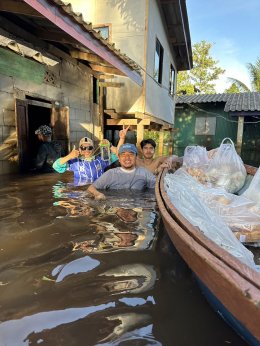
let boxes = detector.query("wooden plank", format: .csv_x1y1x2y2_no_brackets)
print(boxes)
98,74,115,79
89,63,125,76
70,50,108,65
107,119,138,126
106,119,150,126
99,82,123,88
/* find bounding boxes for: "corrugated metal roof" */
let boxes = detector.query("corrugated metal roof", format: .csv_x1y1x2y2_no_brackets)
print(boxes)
0,34,59,66
176,92,260,112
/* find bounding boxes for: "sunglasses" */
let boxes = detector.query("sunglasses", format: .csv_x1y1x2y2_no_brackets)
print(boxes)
80,146,93,151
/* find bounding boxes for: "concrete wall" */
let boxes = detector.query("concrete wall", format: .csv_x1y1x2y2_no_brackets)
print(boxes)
145,0,176,124
71,0,145,113
0,50,97,174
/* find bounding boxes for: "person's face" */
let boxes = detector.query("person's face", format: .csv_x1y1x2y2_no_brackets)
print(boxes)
118,151,136,169
80,144,94,158
142,143,155,159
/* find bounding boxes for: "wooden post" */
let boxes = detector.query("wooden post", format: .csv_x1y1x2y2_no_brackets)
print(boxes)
137,123,144,153
158,128,164,156
168,129,173,155
236,116,244,155
99,86,104,140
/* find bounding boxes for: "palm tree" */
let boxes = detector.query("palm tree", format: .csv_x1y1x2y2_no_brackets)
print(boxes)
227,57,260,92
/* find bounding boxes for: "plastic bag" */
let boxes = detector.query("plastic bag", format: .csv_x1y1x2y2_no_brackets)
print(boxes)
164,168,256,269
183,145,209,169
242,167,260,204
206,138,246,193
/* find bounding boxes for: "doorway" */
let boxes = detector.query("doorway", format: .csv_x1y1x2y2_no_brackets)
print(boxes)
15,98,69,172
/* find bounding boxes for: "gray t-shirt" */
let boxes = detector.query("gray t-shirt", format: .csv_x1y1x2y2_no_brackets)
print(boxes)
93,167,156,190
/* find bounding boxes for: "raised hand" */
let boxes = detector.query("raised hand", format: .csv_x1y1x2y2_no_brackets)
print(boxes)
119,124,130,139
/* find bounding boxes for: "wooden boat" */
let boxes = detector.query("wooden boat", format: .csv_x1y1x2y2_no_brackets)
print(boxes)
155,164,260,345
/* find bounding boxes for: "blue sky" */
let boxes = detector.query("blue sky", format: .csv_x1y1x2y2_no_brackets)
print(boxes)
186,0,260,92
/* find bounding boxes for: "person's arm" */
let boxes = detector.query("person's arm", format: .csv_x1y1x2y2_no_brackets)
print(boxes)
87,184,106,200
53,146,79,173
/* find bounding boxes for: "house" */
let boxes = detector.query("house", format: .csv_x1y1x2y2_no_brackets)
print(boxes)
174,92,260,166
0,0,142,174
68,0,192,154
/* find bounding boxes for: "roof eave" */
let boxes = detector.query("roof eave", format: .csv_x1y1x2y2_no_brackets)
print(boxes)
23,0,143,86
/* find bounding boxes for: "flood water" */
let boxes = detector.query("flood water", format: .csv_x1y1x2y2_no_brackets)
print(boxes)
0,172,248,346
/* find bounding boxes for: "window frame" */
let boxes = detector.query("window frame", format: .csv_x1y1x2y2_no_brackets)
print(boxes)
169,64,175,97
154,38,164,84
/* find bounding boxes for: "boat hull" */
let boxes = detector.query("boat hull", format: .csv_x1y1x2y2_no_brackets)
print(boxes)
156,168,260,345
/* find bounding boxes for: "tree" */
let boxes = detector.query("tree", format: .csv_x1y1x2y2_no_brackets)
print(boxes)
224,82,240,94
177,40,225,95
227,57,260,92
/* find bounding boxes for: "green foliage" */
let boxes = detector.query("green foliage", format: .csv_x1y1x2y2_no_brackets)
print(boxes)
177,40,225,95
224,83,241,94
227,57,260,92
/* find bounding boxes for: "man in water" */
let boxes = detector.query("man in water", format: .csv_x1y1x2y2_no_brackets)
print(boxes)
34,125,63,173
87,143,156,200
137,139,178,175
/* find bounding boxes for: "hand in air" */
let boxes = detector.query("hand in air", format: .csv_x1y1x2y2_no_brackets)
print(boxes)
119,124,130,139
69,145,80,159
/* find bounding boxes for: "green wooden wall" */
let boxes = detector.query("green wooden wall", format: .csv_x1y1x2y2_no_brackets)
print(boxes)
0,47,45,84
174,102,260,166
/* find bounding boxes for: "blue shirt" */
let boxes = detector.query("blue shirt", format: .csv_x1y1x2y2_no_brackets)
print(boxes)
53,156,109,184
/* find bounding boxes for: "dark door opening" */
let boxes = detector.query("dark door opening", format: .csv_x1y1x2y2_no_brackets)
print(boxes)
28,104,51,166
16,98,70,172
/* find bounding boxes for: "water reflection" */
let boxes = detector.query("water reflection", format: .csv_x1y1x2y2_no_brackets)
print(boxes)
0,174,248,345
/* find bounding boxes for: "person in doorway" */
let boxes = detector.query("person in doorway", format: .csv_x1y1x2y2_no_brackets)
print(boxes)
137,138,179,175
53,137,110,185
34,125,63,173
87,143,156,200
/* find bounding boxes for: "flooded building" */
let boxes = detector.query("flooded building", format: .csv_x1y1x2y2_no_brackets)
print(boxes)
67,0,193,154
0,0,142,174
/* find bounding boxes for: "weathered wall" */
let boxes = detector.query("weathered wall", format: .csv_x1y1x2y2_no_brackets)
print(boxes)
0,48,97,174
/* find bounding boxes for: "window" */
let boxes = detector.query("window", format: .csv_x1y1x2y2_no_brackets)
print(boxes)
195,117,216,135
154,38,164,84
94,26,110,40
169,64,175,96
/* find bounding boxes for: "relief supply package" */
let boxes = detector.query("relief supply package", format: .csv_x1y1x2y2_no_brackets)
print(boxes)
206,138,246,193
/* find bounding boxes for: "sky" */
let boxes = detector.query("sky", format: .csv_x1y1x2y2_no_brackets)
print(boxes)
186,0,260,92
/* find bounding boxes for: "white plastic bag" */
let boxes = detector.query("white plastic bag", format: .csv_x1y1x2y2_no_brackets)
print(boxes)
164,169,256,269
242,167,260,204
206,138,246,193
183,145,209,169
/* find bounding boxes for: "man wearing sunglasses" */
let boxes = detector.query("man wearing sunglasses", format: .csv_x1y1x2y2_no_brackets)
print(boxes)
53,137,110,185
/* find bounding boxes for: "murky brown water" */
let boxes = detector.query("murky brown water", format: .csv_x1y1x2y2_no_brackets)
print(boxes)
0,172,248,345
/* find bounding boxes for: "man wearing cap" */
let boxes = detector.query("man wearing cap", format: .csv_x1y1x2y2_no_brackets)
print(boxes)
87,143,156,200
53,137,110,185
34,125,63,173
